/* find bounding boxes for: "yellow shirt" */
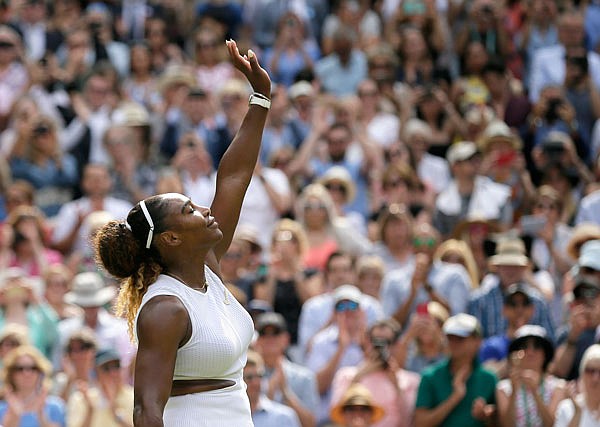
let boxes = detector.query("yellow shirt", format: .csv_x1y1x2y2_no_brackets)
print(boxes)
66,385,134,427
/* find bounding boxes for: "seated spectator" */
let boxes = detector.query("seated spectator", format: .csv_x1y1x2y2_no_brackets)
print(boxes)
0,345,65,427
66,347,134,427
330,318,420,427
397,302,449,374
468,236,556,340
496,325,566,427
415,314,497,427
253,312,319,427
245,350,301,427
329,383,386,427
554,344,600,427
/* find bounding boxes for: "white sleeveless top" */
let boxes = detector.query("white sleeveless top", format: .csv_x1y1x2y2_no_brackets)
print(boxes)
135,265,254,381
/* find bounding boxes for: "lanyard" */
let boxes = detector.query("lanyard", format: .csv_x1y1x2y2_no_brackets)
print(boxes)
520,378,545,427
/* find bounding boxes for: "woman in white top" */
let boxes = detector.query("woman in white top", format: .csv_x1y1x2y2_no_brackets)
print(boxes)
94,40,271,427
555,344,600,427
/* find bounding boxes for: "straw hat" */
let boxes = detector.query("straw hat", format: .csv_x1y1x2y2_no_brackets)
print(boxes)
65,272,116,308
566,223,600,261
489,237,529,267
158,65,195,94
451,214,500,238
318,166,356,202
478,120,522,152
330,384,385,424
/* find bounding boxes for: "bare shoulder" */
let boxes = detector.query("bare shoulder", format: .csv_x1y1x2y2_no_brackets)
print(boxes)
137,295,189,345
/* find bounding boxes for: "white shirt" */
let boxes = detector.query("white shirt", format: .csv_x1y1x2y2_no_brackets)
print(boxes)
418,153,451,194
576,190,600,226
554,396,600,427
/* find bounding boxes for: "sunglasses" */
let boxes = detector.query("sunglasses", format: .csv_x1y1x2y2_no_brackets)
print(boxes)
325,183,347,194
413,236,437,248
12,364,39,373
535,203,557,211
0,41,14,49
514,339,544,352
304,203,326,211
342,405,374,414
384,179,403,189
335,300,359,312
259,329,283,337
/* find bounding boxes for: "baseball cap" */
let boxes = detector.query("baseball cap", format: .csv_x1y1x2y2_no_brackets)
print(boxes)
579,240,600,271
333,285,362,304
443,313,481,337
447,141,478,165
504,282,533,304
255,312,287,334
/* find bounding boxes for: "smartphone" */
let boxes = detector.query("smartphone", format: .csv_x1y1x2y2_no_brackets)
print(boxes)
520,215,547,235
416,302,429,316
496,151,516,167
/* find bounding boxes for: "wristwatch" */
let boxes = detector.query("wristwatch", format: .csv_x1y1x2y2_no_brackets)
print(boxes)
248,92,271,109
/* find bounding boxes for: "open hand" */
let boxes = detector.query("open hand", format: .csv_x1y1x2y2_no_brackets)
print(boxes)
226,40,271,98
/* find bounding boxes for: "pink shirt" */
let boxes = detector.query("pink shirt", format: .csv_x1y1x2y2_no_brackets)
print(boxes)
331,367,421,427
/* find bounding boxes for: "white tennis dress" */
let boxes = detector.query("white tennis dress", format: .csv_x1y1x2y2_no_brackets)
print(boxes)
136,265,255,426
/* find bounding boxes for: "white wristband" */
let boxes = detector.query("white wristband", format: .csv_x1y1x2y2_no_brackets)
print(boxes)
248,93,271,109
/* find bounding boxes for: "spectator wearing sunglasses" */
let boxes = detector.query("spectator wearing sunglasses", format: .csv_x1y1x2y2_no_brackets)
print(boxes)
66,347,134,427
305,285,367,425
479,283,536,377
555,344,600,427
0,345,65,427
496,325,566,427
329,383,385,427
552,241,600,381
253,313,319,427
380,222,471,327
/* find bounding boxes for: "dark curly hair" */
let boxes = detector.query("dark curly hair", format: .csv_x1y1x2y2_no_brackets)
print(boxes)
94,195,171,338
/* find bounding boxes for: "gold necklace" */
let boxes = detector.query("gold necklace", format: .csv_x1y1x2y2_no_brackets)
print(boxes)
166,272,208,293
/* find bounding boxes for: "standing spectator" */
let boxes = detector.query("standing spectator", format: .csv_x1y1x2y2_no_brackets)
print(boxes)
66,347,134,427
305,285,368,425
554,344,600,427
253,312,319,427
434,141,512,237
496,325,566,427
51,163,132,256
468,237,556,340
0,345,65,427
414,314,497,427
245,350,301,427
0,26,29,131
330,318,421,427
315,25,367,97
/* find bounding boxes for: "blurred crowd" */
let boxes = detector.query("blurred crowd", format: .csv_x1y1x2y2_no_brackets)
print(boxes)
0,0,600,426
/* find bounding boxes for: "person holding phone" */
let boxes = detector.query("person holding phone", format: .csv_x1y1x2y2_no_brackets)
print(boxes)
0,345,65,427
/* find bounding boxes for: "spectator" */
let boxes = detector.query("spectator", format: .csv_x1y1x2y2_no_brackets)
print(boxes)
329,384,385,427
434,141,512,237
354,254,386,299
330,318,421,427
66,347,134,427
468,236,556,340
41,264,80,322
305,284,368,425
52,327,96,402
253,312,319,427
0,26,29,131
121,43,159,111
191,28,235,95
496,325,566,427
433,238,480,290
0,323,30,366
414,313,497,427
0,345,65,427
245,350,301,427
554,344,600,427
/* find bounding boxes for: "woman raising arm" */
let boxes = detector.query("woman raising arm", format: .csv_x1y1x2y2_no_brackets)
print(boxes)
94,40,271,427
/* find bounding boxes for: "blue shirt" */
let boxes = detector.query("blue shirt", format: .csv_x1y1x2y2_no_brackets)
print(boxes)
253,396,301,427
380,261,472,318
468,274,556,342
0,396,66,427
262,359,319,416
314,50,368,97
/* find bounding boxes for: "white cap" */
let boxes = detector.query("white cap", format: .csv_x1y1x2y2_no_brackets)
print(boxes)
447,141,478,165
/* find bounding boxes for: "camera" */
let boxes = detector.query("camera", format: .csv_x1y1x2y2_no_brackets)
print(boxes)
542,140,565,160
545,97,564,123
567,55,589,74
371,337,391,366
